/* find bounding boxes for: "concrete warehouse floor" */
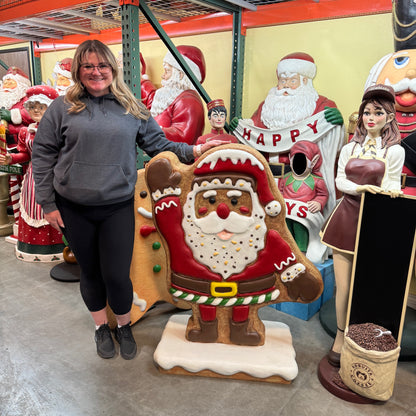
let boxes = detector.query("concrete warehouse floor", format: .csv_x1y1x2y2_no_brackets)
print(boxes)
1,237,415,416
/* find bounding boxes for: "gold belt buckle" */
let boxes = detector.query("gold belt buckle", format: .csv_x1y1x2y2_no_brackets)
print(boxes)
210,282,238,297
269,161,286,178
401,173,407,189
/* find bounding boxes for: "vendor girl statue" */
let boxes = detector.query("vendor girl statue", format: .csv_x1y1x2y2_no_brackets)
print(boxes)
320,84,405,366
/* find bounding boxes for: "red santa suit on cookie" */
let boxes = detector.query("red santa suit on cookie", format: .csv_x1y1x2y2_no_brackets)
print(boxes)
147,147,321,345
144,45,205,145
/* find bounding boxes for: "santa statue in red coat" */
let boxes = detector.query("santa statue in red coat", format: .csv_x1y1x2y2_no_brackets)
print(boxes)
0,67,32,146
231,52,344,217
0,67,32,234
142,45,206,145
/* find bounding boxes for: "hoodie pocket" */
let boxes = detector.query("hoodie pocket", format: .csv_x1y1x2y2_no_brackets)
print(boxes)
60,161,130,203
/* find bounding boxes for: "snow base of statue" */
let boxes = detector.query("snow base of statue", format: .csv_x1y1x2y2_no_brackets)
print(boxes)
153,314,298,384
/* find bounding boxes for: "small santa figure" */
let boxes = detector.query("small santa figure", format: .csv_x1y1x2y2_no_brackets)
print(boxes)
52,58,74,96
231,52,344,217
146,144,322,346
196,99,239,146
142,45,206,145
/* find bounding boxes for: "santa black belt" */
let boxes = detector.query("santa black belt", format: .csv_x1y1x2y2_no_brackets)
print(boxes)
269,162,291,178
401,173,416,188
171,273,276,297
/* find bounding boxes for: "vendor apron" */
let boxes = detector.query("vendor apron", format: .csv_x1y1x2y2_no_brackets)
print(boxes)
321,156,385,253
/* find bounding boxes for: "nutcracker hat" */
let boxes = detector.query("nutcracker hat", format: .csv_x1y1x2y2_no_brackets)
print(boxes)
207,99,225,111
362,84,396,103
53,58,73,79
24,85,59,109
277,52,316,79
3,66,31,88
163,45,206,83
193,147,281,216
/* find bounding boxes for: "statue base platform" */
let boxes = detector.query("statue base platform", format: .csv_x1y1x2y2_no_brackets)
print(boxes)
319,297,416,361
317,355,377,404
50,262,80,282
154,314,298,384
0,222,13,237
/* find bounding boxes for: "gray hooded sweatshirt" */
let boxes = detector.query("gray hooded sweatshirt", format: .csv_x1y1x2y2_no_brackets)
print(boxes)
32,92,195,213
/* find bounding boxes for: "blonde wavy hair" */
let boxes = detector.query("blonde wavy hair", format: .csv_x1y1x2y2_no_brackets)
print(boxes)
65,39,150,120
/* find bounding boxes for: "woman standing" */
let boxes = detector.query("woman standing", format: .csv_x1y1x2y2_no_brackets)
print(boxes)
320,84,404,366
32,40,225,360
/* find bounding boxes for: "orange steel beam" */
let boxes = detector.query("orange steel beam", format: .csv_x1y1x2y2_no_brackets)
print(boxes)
243,0,392,28
0,0,91,23
0,0,393,50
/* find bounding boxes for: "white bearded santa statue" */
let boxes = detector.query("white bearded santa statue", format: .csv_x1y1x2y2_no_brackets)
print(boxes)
141,45,206,145
0,67,32,234
52,58,74,96
0,66,32,146
231,52,345,217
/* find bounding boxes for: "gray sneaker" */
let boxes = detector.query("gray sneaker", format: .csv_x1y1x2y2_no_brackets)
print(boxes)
95,324,115,359
115,323,137,360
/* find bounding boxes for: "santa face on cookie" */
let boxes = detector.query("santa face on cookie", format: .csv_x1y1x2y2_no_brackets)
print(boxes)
182,174,268,277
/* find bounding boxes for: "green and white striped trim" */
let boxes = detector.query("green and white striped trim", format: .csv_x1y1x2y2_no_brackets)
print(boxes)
169,287,280,307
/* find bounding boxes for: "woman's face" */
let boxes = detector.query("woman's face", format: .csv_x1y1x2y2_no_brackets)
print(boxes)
79,52,113,97
362,102,393,138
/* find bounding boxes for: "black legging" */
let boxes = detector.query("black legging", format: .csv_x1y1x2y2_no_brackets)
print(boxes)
56,193,134,315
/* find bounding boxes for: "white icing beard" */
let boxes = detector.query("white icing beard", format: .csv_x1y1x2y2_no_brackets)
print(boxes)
182,181,267,279
261,84,318,129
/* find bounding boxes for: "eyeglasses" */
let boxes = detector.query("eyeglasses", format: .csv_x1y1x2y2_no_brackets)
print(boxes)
27,103,47,112
80,63,112,74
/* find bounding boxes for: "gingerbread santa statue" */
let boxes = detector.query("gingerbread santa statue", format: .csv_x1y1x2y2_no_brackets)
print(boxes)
145,144,323,347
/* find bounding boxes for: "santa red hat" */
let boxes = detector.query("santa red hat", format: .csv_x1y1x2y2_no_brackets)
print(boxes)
163,45,206,83
53,58,73,79
3,66,31,88
24,85,59,109
193,147,281,217
277,52,316,79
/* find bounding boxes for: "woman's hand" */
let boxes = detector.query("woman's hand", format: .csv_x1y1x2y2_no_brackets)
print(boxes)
193,140,232,157
356,184,382,194
44,210,65,232
0,153,12,165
